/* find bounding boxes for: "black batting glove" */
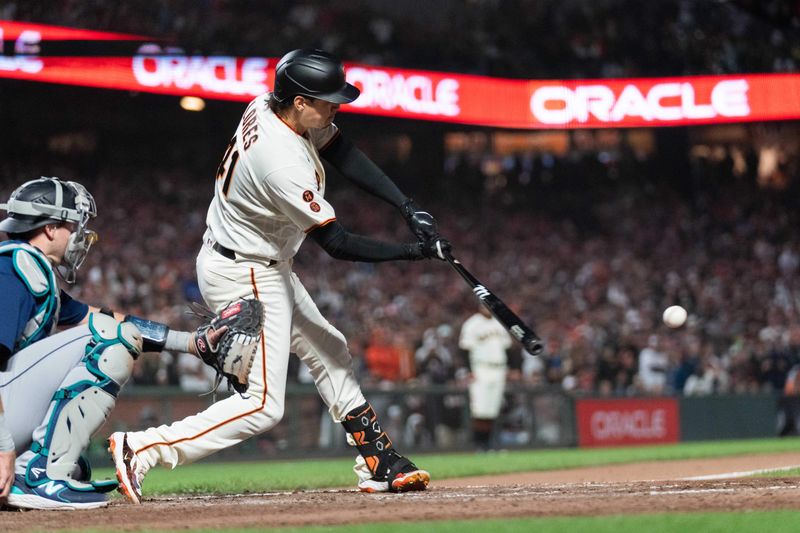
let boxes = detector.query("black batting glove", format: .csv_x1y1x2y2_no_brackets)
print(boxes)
400,199,439,242
409,237,452,261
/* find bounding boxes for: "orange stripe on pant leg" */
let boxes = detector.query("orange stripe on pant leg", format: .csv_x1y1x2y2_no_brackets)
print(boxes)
135,267,267,454
250,267,267,406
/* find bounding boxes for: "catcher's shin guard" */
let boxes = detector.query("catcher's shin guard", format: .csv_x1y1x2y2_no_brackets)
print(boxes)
22,314,141,493
342,403,430,493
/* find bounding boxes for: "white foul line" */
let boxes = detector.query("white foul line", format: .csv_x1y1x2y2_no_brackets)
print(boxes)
683,464,800,481
652,485,793,496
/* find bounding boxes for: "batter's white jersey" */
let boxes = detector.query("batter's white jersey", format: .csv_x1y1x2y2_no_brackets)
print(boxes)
459,313,512,366
205,93,339,261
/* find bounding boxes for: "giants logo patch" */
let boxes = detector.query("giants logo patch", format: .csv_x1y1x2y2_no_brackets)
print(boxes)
310,202,321,212
302,190,314,202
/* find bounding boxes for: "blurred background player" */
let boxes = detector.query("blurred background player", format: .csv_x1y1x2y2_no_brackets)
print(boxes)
0,177,224,510
459,306,513,451
109,48,450,502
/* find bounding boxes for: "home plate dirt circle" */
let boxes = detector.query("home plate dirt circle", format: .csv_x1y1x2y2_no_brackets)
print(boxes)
3,453,800,532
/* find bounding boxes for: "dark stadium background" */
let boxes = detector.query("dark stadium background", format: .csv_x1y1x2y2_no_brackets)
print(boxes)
2,0,800,455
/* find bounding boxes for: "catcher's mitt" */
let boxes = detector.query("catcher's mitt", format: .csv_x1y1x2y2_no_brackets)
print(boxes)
192,298,264,394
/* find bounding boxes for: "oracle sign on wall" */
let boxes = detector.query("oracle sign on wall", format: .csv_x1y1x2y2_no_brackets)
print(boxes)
530,79,750,126
345,66,460,117
3,19,800,129
132,55,269,96
575,398,680,447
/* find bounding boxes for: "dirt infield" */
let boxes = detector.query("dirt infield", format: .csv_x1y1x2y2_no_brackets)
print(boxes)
4,452,800,531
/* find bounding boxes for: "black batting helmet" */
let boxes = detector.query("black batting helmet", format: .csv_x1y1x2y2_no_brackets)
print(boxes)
273,48,360,104
0,177,96,234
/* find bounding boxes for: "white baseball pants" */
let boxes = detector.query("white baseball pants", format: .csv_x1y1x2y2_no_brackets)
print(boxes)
127,244,367,469
0,327,92,453
469,364,508,419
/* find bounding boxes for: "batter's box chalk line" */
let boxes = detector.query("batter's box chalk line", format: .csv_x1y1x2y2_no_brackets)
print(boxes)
682,464,800,481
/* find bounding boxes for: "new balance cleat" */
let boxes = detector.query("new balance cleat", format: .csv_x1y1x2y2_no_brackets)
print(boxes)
7,474,108,510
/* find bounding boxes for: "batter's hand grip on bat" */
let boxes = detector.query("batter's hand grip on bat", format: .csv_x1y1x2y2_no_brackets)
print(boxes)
444,251,544,355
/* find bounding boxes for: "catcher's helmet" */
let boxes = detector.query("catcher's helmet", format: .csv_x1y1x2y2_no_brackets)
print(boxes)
0,177,98,283
0,177,96,234
273,48,360,104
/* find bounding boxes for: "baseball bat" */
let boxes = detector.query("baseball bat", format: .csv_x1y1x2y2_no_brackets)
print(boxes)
444,251,544,355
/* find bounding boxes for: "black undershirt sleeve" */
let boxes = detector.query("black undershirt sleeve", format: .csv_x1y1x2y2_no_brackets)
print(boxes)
309,221,421,262
319,134,408,208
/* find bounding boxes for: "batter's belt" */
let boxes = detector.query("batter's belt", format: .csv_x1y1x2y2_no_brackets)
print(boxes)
212,241,277,266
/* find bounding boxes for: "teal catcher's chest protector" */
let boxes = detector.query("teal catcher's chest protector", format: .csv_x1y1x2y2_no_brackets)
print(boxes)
0,241,61,350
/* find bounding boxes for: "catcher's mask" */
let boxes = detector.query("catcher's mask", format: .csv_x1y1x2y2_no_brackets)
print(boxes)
0,177,98,283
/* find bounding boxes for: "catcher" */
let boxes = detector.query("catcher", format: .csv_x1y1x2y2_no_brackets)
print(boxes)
0,177,254,510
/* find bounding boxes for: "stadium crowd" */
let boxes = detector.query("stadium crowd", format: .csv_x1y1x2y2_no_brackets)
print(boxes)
3,123,799,401
1,0,799,78
2,1,800,449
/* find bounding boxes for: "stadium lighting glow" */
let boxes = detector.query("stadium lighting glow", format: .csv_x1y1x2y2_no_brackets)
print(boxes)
180,96,205,111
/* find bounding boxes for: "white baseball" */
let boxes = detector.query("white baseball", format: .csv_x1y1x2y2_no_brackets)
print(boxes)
662,305,687,328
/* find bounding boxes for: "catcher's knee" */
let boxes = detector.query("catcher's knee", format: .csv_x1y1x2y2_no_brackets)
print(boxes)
29,315,141,484
89,313,143,357
87,313,142,384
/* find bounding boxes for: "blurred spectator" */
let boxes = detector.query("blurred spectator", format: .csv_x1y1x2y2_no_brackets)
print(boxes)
684,355,731,396
176,351,217,393
459,306,513,450
638,335,668,395
364,327,414,382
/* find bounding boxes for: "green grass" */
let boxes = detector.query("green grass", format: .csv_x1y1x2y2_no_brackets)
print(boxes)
92,437,799,495
77,510,800,533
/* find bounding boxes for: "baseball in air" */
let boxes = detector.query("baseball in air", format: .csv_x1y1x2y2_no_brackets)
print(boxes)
662,305,687,328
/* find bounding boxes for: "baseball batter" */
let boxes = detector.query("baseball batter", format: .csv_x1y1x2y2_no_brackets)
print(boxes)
110,48,450,501
0,178,227,510
459,306,513,450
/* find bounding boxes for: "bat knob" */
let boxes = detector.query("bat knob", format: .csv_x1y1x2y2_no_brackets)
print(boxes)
524,338,544,355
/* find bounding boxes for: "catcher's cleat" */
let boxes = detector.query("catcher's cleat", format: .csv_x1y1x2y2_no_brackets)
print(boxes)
7,474,108,510
108,431,146,504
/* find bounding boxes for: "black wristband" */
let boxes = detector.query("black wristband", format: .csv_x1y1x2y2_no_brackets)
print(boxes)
99,307,115,317
405,242,425,261
400,198,417,220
